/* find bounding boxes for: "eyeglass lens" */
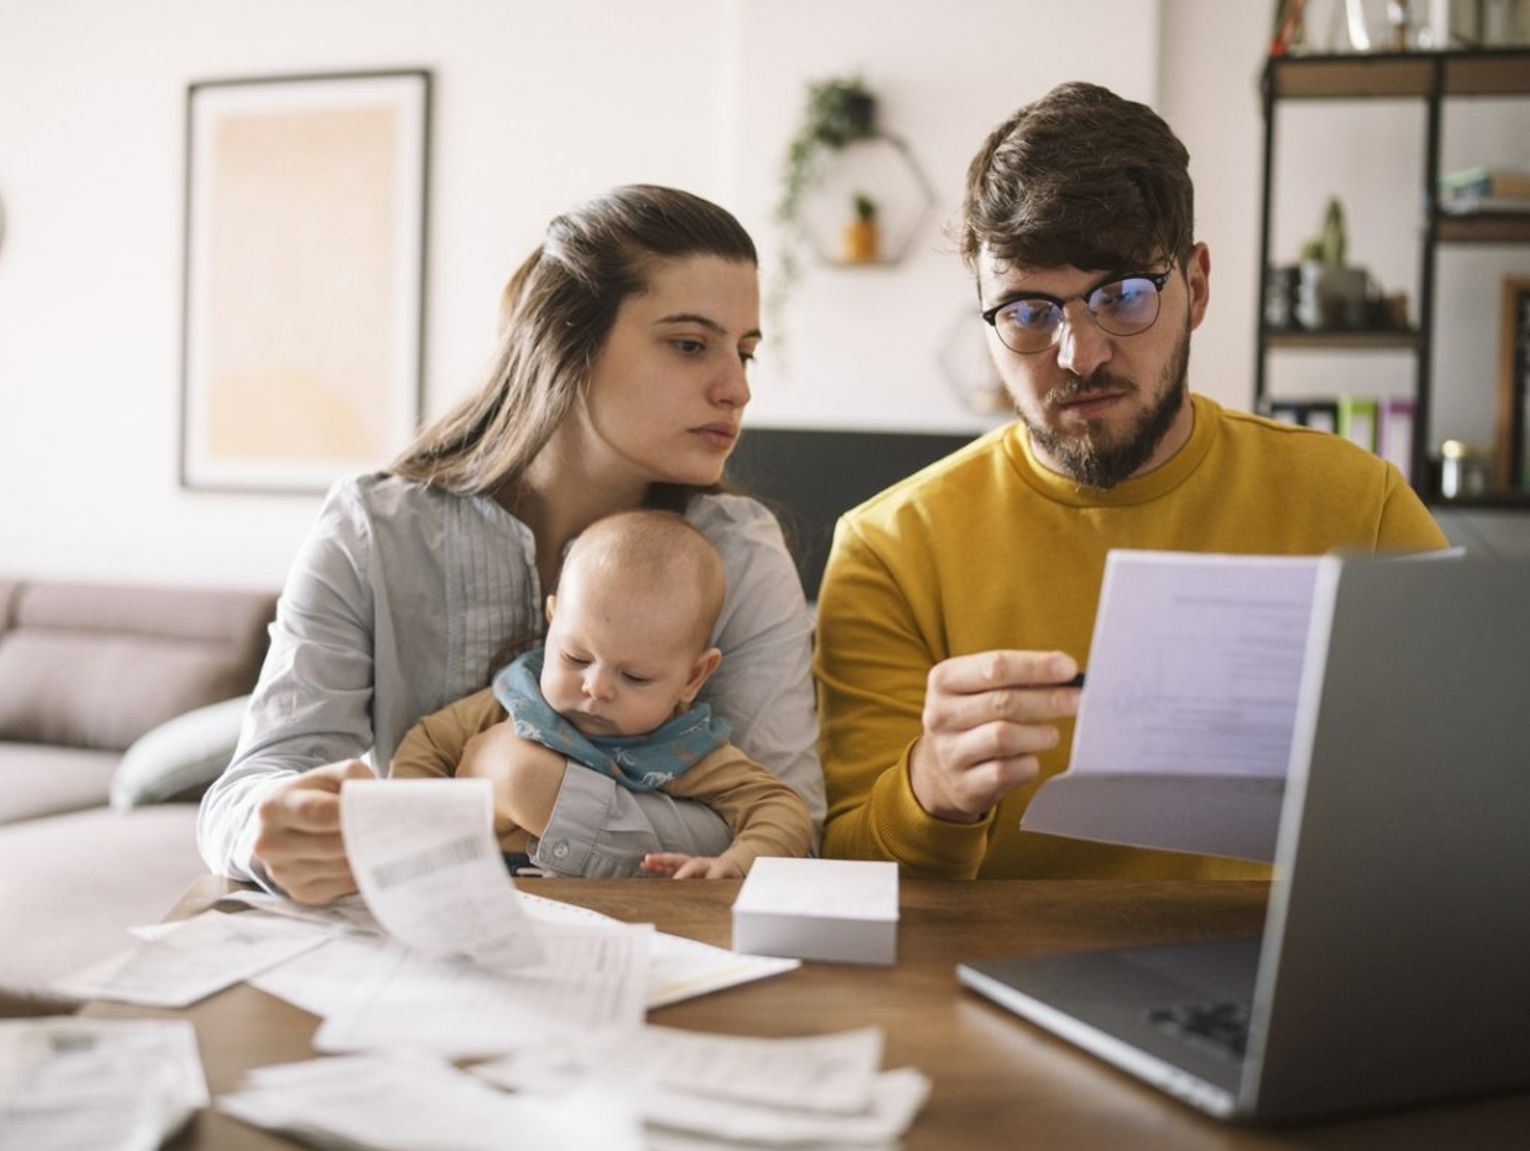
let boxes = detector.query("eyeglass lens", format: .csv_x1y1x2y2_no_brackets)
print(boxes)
993,275,1163,352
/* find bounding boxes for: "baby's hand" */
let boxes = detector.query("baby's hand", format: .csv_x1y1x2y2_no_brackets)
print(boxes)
640,852,743,880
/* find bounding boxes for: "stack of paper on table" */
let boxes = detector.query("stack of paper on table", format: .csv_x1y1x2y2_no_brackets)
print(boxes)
475,1024,929,1149
52,778,800,1056
219,1027,929,1151
732,858,899,965
39,778,928,1145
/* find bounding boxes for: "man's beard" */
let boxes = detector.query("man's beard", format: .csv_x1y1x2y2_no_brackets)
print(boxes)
1019,319,1191,490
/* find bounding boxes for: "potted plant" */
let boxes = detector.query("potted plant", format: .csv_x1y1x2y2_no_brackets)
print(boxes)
842,192,880,263
770,76,879,316
1296,196,1368,329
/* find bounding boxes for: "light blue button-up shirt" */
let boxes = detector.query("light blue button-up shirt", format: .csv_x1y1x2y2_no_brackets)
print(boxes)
197,473,823,885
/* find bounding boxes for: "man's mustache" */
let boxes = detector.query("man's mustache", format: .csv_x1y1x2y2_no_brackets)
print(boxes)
1046,371,1138,406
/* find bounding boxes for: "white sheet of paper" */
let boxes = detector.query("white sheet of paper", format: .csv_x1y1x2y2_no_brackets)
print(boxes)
472,1024,883,1115
311,922,652,1058
1070,550,1321,779
0,1018,207,1151
214,889,383,935
1020,550,1324,860
342,778,543,970
52,910,330,1008
518,891,800,1008
643,1066,931,1147
247,929,398,1020
645,930,800,1008
218,1052,642,1151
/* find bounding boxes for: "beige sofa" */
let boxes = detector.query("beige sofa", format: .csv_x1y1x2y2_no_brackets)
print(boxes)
0,578,276,1010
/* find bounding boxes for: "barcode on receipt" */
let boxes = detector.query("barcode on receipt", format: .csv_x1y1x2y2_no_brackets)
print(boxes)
370,834,483,889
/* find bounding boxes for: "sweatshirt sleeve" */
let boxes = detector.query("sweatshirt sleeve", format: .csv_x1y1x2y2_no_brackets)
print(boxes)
196,479,380,888
814,517,994,879
665,743,814,875
1375,462,1450,551
390,687,505,780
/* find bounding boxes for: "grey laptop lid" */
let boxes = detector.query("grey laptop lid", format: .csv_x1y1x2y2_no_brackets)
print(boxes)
959,555,1530,1123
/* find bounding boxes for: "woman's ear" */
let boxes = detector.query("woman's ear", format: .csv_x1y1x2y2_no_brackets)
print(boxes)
679,647,723,705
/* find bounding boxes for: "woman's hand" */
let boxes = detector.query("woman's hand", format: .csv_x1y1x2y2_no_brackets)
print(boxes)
457,720,568,837
909,650,1082,822
252,759,375,904
640,852,744,879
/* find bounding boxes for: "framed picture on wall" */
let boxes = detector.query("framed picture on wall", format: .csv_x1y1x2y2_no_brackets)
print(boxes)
1495,276,1530,493
180,70,430,492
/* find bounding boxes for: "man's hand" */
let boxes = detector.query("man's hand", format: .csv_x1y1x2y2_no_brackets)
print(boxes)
253,759,375,905
908,650,1082,823
456,720,568,837
640,852,744,880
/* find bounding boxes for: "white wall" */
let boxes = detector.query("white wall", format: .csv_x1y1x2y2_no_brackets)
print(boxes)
2,0,1525,588
733,0,1159,431
0,0,1160,588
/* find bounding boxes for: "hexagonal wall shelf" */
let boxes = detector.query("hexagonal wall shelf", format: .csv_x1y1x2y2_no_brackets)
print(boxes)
937,306,1010,416
795,133,936,267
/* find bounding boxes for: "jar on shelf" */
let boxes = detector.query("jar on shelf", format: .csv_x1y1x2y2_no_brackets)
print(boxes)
1439,440,1495,499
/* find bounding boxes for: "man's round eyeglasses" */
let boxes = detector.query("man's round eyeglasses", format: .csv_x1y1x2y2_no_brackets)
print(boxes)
980,269,1173,355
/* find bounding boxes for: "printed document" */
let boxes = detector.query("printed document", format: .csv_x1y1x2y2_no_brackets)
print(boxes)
218,1052,642,1151
1022,550,1320,860
311,922,653,1058
1071,550,1320,779
0,1018,207,1151
53,909,330,1008
342,777,543,970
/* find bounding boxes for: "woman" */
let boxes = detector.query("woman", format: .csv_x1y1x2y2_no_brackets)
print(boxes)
197,186,823,903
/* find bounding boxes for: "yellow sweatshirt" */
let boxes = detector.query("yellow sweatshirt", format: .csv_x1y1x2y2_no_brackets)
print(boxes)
815,394,1449,880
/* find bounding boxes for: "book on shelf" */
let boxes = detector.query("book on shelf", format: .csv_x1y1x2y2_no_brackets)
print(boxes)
1439,167,1530,215
1379,398,1416,483
1267,396,1414,479
1439,194,1530,216
1268,398,1339,435
1440,166,1530,201
1337,396,1378,452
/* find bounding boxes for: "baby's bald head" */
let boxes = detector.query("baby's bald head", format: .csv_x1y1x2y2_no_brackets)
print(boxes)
558,510,726,652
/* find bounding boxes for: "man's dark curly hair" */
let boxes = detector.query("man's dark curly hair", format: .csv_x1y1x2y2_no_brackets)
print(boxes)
961,82,1194,275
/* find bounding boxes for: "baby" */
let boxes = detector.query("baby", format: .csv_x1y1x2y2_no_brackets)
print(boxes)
391,509,813,878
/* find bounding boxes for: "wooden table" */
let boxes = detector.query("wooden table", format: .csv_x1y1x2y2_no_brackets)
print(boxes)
85,876,1530,1150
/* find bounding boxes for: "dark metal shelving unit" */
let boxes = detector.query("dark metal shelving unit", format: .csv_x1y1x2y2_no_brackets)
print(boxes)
1254,47,1530,508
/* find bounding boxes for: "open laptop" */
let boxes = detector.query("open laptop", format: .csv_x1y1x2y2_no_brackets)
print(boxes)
958,554,1530,1123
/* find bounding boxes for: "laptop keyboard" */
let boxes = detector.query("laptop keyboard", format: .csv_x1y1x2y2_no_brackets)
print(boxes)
1146,1000,1251,1064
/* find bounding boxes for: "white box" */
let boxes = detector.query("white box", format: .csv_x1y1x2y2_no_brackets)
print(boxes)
731,858,899,966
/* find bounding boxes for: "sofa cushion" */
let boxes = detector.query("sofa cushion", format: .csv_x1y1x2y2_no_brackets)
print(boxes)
0,805,205,998
0,743,120,824
0,582,275,752
111,694,251,810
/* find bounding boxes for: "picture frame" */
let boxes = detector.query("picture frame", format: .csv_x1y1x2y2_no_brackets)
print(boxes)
180,70,430,492
1495,276,1530,492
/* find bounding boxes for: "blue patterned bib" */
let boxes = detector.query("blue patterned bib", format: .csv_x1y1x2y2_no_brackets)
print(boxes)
490,648,730,792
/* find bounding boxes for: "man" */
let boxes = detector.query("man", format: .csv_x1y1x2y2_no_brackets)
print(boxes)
814,82,1447,880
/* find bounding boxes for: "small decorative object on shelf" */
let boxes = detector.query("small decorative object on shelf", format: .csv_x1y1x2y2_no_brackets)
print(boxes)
1297,196,1370,329
1439,439,1496,498
1270,0,1309,56
842,193,880,264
